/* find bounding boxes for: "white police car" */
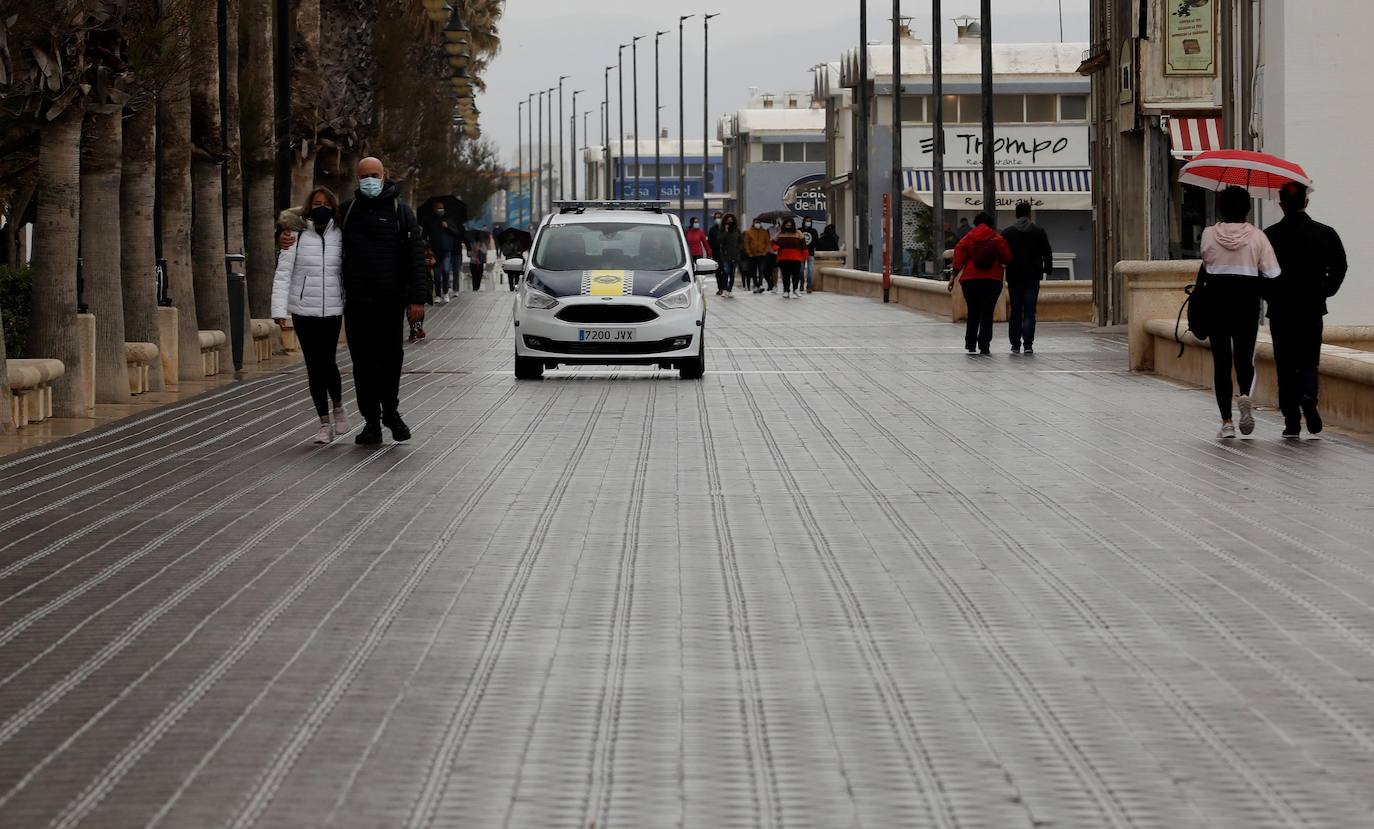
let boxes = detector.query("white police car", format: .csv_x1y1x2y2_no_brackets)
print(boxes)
505,201,713,380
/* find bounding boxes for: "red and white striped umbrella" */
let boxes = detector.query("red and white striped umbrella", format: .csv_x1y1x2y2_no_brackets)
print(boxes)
1178,149,1315,199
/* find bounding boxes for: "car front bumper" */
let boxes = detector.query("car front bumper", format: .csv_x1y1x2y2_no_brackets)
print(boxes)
514,296,703,363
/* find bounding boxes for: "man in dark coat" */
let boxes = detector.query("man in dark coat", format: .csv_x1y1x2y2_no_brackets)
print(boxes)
1000,202,1054,353
338,157,429,444
422,203,462,302
1264,182,1348,437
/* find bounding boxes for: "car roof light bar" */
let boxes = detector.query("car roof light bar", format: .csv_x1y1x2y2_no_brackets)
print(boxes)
553,200,670,214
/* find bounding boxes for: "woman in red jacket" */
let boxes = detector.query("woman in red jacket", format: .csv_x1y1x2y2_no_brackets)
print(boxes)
951,212,1013,354
772,218,810,298
685,217,712,261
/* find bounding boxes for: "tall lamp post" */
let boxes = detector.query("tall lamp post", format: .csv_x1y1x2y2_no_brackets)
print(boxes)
631,36,644,201
703,13,719,222
603,66,613,199
892,8,905,274
547,86,556,214
557,75,569,200
571,89,583,199
857,0,870,270
931,0,945,276
527,92,534,222
678,14,694,220
517,99,525,227
617,44,627,200
536,89,544,223
980,0,995,218
654,30,668,202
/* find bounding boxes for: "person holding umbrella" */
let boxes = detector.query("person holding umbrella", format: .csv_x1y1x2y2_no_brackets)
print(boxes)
1199,185,1282,439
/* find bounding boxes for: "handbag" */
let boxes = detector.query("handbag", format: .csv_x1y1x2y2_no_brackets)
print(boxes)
1176,263,1211,356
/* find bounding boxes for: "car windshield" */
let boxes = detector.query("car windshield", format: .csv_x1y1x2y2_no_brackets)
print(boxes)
532,222,685,272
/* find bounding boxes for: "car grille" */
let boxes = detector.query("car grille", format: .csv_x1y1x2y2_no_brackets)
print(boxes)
554,304,659,324
525,334,692,355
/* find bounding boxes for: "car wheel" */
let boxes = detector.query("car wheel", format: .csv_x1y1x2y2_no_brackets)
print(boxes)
679,338,706,380
514,355,544,380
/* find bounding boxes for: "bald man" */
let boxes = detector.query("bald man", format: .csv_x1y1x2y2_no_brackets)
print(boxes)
337,157,428,444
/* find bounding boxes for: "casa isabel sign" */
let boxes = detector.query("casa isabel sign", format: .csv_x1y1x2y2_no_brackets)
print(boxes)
1165,0,1216,76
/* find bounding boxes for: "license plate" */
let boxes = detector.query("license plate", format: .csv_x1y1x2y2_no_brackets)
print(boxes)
578,328,636,342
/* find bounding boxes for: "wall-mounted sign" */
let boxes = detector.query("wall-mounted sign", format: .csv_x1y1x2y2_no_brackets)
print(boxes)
901,126,1089,170
619,181,704,200
782,174,828,220
1165,0,1216,76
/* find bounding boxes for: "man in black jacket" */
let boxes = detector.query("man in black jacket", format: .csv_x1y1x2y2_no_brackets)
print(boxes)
1001,202,1054,354
339,157,429,444
1264,183,1348,437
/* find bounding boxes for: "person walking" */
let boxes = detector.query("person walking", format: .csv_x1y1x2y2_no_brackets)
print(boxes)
799,217,820,292
954,217,972,241
743,218,772,293
685,216,712,261
766,220,782,293
816,223,841,253
707,211,724,258
467,231,488,292
422,202,461,303
773,218,809,299
951,212,1012,355
714,213,743,298
1200,185,1282,439
1264,182,1347,438
272,187,347,443
1001,202,1055,354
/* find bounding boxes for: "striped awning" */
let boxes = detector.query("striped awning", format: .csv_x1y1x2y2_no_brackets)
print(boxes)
1167,117,1223,159
901,169,1093,211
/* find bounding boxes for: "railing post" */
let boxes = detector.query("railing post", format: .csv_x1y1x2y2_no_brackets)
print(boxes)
225,253,247,371
881,193,892,303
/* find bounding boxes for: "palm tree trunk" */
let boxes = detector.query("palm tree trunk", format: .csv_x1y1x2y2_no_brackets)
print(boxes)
190,0,230,355
222,0,246,259
81,108,131,403
0,295,12,433
159,80,202,382
120,102,163,390
239,0,276,319
28,100,87,417
289,0,321,205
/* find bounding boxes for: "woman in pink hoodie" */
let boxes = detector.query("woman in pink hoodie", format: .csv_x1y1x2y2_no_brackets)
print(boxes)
1201,186,1282,439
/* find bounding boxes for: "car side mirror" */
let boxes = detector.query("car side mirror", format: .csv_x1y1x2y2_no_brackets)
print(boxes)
502,257,525,276
694,257,718,276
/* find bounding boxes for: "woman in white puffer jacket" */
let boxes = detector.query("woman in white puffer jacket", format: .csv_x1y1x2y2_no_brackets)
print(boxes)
272,187,348,444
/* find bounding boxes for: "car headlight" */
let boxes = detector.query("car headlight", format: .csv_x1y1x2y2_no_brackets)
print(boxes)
655,288,693,310
524,289,558,310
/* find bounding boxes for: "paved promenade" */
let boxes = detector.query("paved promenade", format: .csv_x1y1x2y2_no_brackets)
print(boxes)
3,290,1374,827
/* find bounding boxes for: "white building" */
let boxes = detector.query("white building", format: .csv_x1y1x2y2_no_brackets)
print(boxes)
718,92,828,224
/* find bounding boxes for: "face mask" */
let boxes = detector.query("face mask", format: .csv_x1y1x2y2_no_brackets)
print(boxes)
435,210,445,217
690,221,699,228
309,205,334,224
359,177,383,198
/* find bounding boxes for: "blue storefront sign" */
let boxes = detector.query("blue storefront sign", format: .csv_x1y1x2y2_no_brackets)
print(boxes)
782,174,829,221
506,190,532,229
618,180,705,200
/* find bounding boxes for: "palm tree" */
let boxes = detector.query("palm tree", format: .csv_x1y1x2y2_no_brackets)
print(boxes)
289,0,323,202
239,0,277,320
119,98,162,388
0,302,12,433
189,0,231,357
81,104,132,402
157,0,202,382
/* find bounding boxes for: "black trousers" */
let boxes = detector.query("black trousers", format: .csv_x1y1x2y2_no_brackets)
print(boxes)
469,262,484,291
1207,278,1263,420
962,279,1002,351
1270,315,1323,424
344,301,406,425
1007,279,1041,348
292,314,343,418
779,260,801,293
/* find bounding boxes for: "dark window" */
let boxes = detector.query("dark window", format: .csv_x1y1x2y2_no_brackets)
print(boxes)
956,95,982,124
1025,95,1057,122
762,143,781,162
804,143,827,162
901,95,927,123
783,143,805,162
1059,94,1088,121
993,95,1025,123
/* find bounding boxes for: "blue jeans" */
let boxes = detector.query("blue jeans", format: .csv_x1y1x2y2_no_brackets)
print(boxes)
715,259,737,293
432,255,453,297
803,257,814,290
1008,279,1041,348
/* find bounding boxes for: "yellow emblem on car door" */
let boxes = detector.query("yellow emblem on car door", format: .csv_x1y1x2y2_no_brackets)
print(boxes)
581,270,634,297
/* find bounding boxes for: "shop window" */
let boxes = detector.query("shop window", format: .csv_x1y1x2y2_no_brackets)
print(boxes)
942,95,961,123
805,143,827,162
1025,95,1057,122
956,95,982,123
762,143,782,162
1059,94,1088,121
993,95,1025,123
901,95,927,123
686,163,703,177
783,143,805,162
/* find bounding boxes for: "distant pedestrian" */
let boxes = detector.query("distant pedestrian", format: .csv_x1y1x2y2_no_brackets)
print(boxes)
498,232,525,291
951,212,1012,355
773,218,809,299
422,202,461,303
707,211,724,256
816,224,841,253
1200,185,1281,439
467,232,488,291
1001,202,1054,354
1264,182,1348,438
272,187,347,444
766,220,782,292
714,213,743,298
743,218,772,292
685,216,712,260
799,217,820,292
954,217,972,241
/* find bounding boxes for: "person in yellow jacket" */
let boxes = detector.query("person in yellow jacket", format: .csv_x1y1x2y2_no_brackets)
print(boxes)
742,219,773,292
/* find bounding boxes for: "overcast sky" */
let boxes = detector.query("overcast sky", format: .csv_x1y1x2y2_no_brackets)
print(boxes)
480,1,1089,167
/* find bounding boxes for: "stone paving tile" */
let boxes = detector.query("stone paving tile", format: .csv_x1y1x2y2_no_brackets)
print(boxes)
2,290,1374,827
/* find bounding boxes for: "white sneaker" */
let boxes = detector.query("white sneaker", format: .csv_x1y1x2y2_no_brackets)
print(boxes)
313,422,333,444
332,406,350,435
1217,422,1237,439
1238,395,1255,435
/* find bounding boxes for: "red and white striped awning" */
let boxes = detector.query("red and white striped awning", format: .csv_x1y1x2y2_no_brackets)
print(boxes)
1167,117,1223,159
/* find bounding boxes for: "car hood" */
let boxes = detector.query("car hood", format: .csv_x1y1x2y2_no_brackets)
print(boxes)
527,267,694,299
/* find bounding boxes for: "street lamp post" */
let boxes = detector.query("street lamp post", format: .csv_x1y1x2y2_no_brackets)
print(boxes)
980,0,995,218
678,15,693,220
857,0,870,270
617,44,627,201
527,92,534,222
632,36,643,202
654,30,668,202
536,90,543,224
571,89,583,199
547,87,555,214
603,66,613,199
517,99,525,227
931,0,945,277
558,75,569,200
892,6,903,274
703,13,719,223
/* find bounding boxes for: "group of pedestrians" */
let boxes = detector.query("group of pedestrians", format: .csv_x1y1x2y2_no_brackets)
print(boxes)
1200,183,1346,439
692,211,836,299
950,202,1054,355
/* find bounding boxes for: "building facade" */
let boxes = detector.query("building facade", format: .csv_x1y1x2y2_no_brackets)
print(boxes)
816,21,1092,278
582,138,723,225
718,92,829,225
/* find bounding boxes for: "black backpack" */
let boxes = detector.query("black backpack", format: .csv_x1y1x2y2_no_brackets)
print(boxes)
1175,263,1211,355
